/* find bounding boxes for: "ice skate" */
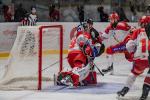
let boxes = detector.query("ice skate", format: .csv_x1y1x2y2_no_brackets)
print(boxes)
102,63,114,75
117,87,129,97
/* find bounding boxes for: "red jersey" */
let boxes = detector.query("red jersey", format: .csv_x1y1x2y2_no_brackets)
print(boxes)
69,31,91,52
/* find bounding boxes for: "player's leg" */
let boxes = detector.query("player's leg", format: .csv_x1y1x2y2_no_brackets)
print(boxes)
117,72,136,97
56,51,85,86
57,61,94,87
102,43,126,74
117,60,149,97
102,46,114,74
139,68,150,100
57,50,96,87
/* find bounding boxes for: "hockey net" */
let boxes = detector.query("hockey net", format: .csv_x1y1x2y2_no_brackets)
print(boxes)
0,25,63,90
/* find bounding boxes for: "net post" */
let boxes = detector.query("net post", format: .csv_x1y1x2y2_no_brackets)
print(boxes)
38,25,63,90
38,26,43,90
60,25,63,72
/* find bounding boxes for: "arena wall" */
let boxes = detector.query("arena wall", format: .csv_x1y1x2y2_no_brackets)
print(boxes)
0,22,138,57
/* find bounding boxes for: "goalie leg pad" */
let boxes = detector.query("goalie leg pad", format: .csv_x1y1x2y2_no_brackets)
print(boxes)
67,50,87,68
56,71,73,86
82,71,97,85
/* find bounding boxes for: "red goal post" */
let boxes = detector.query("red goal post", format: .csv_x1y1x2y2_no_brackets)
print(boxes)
38,25,63,90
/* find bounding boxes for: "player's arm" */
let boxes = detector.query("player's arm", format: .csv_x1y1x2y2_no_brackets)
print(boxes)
89,28,105,56
76,33,101,58
106,33,132,55
101,25,111,40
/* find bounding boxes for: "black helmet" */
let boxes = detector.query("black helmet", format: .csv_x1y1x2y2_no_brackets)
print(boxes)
82,22,88,29
85,18,93,25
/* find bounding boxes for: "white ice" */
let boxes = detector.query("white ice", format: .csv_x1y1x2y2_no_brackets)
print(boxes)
0,53,149,100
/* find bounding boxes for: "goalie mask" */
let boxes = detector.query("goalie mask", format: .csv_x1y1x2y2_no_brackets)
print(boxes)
86,18,93,25
85,18,93,30
82,22,88,30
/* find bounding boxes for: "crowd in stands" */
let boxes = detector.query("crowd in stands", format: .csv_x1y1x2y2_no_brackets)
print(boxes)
0,0,150,22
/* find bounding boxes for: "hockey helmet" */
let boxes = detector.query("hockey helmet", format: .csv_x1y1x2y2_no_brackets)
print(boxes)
85,18,93,25
109,12,119,20
82,22,88,29
139,16,149,25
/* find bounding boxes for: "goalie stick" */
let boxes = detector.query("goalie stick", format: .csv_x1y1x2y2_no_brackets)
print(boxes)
87,56,104,77
93,62,104,76
42,57,67,72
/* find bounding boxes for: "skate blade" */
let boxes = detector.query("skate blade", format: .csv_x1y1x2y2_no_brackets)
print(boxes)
116,95,125,100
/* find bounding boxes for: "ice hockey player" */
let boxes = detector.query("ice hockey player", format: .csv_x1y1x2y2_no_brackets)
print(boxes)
56,22,105,87
117,16,150,100
71,18,103,42
21,7,37,26
102,26,136,61
101,12,131,74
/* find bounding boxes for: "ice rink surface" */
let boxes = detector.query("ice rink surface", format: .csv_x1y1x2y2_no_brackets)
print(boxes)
0,53,149,100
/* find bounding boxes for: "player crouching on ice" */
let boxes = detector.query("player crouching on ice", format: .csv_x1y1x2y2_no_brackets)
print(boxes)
56,21,105,87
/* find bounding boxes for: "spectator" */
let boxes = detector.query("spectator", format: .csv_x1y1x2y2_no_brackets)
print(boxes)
115,5,129,22
62,5,78,22
2,5,12,22
77,5,84,23
129,1,137,21
97,5,108,22
146,4,150,15
21,13,28,26
14,3,27,22
135,0,145,12
49,4,60,22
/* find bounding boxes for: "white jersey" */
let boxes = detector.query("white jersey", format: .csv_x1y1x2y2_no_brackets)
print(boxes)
28,14,37,26
102,21,131,47
132,28,149,60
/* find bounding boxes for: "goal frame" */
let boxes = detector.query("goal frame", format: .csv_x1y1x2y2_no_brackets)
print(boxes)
38,25,63,90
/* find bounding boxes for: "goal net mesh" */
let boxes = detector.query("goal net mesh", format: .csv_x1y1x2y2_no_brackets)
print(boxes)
0,25,63,90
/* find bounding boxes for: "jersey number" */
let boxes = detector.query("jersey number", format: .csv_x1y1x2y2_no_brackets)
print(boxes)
141,38,146,53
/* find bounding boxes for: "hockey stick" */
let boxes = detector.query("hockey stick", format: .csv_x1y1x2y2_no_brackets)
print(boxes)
93,62,104,76
78,39,104,77
87,56,104,79
42,57,67,72
88,59,96,82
